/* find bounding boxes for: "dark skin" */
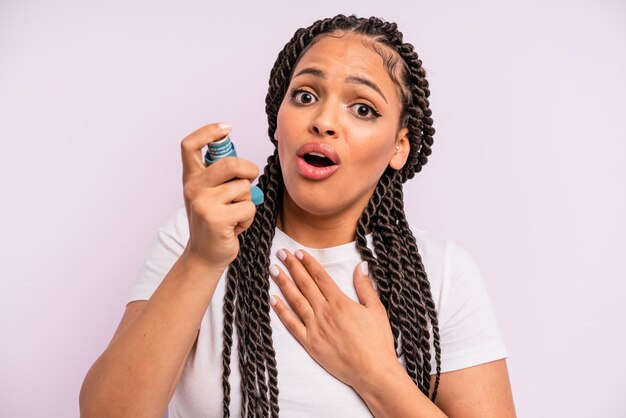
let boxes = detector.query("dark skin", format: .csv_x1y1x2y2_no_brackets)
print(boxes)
273,32,410,249
270,32,517,417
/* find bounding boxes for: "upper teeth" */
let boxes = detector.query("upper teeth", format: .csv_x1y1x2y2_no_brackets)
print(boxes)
308,152,327,158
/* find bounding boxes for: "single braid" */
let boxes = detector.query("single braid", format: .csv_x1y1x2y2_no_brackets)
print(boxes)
221,150,283,417
378,174,424,386
391,173,442,398
219,14,440,417
369,174,404,355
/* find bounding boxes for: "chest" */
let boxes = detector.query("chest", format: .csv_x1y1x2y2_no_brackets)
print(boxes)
171,262,375,417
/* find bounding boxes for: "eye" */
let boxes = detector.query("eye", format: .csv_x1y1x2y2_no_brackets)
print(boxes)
349,103,382,120
289,88,317,105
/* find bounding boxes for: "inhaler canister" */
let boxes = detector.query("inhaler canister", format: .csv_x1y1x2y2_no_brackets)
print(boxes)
204,135,265,206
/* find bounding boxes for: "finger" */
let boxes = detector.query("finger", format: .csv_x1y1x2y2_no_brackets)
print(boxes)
276,249,327,309
269,261,318,325
234,201,257,236
228,200,257,235
202,156,260,188
269,294,307,344
353,261,378,307
181,122,232,183
209,178,253,204
293,249,343,303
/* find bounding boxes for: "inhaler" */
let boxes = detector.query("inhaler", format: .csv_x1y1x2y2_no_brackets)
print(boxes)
203,135,265,206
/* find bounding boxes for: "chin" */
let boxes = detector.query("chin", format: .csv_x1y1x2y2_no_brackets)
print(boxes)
287,184,370,220
284,185,342,216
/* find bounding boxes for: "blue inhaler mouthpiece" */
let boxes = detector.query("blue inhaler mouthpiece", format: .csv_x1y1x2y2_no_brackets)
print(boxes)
204,135,265,206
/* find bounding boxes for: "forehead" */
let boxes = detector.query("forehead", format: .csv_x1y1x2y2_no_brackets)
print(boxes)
293,33,397,87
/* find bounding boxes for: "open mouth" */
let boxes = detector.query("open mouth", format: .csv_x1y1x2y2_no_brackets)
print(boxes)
295,142,340,180
303,152,335,167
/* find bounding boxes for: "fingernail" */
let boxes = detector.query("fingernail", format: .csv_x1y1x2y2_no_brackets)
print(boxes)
270,295,278,306
277,249,287,261
359,261,369,276
294,249,304,261
269,264,279,277
218,122,232,131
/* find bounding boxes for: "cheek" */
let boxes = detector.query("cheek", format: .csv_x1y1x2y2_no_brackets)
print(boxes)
349,138,395,181
351,131,394,165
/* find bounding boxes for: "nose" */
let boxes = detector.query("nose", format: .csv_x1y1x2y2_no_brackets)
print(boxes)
309,101,339,138
312,125,336,137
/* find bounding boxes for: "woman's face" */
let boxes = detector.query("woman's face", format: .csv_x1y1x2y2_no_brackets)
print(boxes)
275,32,410,219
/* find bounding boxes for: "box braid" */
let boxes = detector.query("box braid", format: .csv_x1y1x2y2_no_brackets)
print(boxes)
219,14,438,417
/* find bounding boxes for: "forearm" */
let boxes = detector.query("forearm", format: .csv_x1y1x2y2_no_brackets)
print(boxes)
79,252,225,418
355,363,448,418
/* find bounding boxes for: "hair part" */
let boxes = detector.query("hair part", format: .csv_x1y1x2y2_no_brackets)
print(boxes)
219,14,440,417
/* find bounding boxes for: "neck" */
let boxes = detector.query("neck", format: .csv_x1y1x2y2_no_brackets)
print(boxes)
276,191,372,249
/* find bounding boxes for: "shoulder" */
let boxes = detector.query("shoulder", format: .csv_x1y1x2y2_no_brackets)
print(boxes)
406,224,450,263
408,225,509,373
408,224,480,276
405,224,486,311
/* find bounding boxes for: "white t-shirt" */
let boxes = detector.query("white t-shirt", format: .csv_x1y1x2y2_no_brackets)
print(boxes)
126,206,508,417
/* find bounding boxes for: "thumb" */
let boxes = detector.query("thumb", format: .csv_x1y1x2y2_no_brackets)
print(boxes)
354,261,377,307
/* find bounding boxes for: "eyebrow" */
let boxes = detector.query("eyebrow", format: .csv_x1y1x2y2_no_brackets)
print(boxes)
293,67,388,104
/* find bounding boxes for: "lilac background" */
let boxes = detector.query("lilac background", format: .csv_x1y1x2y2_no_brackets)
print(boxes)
1,1,625,417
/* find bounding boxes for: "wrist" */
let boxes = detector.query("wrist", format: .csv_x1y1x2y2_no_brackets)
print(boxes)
353,359,407,399
179,248,228,277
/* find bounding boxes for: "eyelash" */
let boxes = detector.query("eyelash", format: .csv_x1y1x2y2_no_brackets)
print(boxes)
288,88,382,120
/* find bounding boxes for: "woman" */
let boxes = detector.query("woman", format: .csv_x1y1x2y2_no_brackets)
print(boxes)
80,14,516,417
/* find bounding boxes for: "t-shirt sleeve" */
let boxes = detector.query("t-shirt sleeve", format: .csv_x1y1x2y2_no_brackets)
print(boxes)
125,205,189,306
430,239,508,373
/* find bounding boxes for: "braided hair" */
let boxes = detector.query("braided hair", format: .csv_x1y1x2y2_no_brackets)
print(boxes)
220,14,439,417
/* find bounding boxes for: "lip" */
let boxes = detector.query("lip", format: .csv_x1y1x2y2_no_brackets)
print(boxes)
296,142,341,165
295,142,341,181
296,156,340,180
